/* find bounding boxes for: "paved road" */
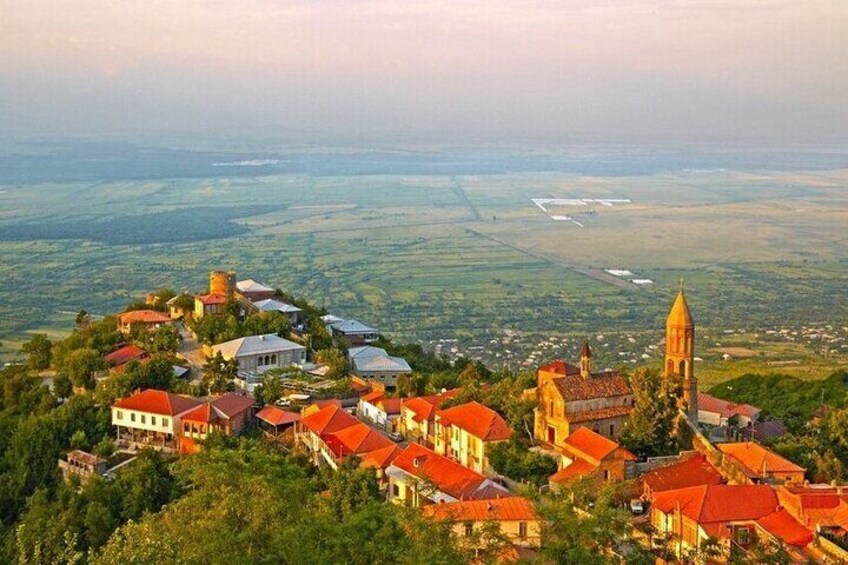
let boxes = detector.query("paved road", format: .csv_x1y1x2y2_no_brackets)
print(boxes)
177,323,206,380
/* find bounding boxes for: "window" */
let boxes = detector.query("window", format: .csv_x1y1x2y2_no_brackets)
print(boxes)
184,422,190,433
603,469,610,481
151,416,156,426
116,411,123,420
518,522,527,539
162,418,169,428
271,354,277,365
464,523,474,537
130,413,136,422
609,424,615,436
392,484,400,497
736,527,750,545
140,414,146,424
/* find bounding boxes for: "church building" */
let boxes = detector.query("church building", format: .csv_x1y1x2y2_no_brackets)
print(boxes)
533,341,634,447
534,284,699,450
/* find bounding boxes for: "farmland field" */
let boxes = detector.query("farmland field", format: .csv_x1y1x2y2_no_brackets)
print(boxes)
1,141,847,381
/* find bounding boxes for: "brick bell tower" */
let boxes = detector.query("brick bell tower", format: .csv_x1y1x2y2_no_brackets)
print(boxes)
665,281,698,422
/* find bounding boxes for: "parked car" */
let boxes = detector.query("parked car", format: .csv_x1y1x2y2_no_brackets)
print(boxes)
388,432,404,442
630,499,645,515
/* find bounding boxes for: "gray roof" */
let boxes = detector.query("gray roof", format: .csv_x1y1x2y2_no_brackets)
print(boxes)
237,279,274,293
331,319,378,335
349,346,411,373
253,298,302,314
212,334,305,359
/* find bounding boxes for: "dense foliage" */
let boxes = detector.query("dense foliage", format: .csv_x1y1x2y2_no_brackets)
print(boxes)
487,438,558,486
619,368,681,458
709,370,848,432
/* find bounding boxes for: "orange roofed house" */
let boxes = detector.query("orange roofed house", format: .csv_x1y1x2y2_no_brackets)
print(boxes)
651,484,813,560
295,404,397,478
179,393,255,454
194,292,228,319
550,426,636,488
117,310,172,334
423,496,541,549
112,389,202,451
397,389,459,448
433,401,513,475
718,442,806,485
641,453,724,499
387,443,509,507
777,484,848,539
534,342,634,448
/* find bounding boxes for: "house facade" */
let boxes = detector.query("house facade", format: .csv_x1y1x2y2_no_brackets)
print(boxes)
211,333,306,373
112,389,202,451
194,293,228,319
117,310,172,334
358,392,403,432
651,484,813,560
386,443,509,507
179,393,255,453
718,442,806,485
432,401,512,475
698,392,761,427
348,346,411,389
550,426,636,487
423,497,541,548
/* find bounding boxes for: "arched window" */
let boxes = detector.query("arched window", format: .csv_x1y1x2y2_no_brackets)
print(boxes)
667,360,674,375
679,360,687,377
271,354,277,365
592,424,600,434
265,355,270,366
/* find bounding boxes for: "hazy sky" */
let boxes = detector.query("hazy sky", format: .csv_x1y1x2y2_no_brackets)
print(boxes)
1,0,846,144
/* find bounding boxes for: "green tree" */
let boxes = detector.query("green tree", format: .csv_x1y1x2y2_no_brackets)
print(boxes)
316,348,346,380
22,334,52,372
147,324,180,355
254,374,284,407
619,368,680,458
204,352,238,394
60,348,105,390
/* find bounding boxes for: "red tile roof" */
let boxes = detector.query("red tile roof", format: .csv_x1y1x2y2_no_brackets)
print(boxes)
119,310,171,325
181,393,253,423
550,459,598,484
379,397,404,415
361,391,384,404
567,405,633,424
324,423,394,458
182,403,217,423
113,389,202,416
360,445,403,470
423,497,536,522
642,454,724,494
437,402,513,441
756,508,815,547
391,443,498,501
718,442,805,477
653,484,780,523
210,393,254,419
299,405,359,436
539,360,581,376
562,426,635,464
197,293,228,305
256,405,301,426
104,344,147,366
553,373,632,402
698,392,760,419
402,392,456,423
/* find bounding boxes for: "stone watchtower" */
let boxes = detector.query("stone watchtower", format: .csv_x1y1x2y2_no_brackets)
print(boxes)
209,270,236,298
664,282,698,422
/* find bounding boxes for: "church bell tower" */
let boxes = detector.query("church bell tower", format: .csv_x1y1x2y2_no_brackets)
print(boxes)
665,281,698,422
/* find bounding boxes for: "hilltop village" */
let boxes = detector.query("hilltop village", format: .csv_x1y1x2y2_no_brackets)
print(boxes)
4,269,848,564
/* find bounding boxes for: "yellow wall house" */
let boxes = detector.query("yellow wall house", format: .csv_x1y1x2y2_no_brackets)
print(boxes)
423,497,541,549
433,401,512,475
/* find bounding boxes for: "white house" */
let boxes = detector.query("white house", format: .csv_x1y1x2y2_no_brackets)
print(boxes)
211,334,306,373
697,392,761,427
325,317,379,343
112,389,202,451
357,391,404,432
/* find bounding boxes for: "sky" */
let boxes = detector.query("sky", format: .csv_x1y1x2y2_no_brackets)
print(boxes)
1,0,846,145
